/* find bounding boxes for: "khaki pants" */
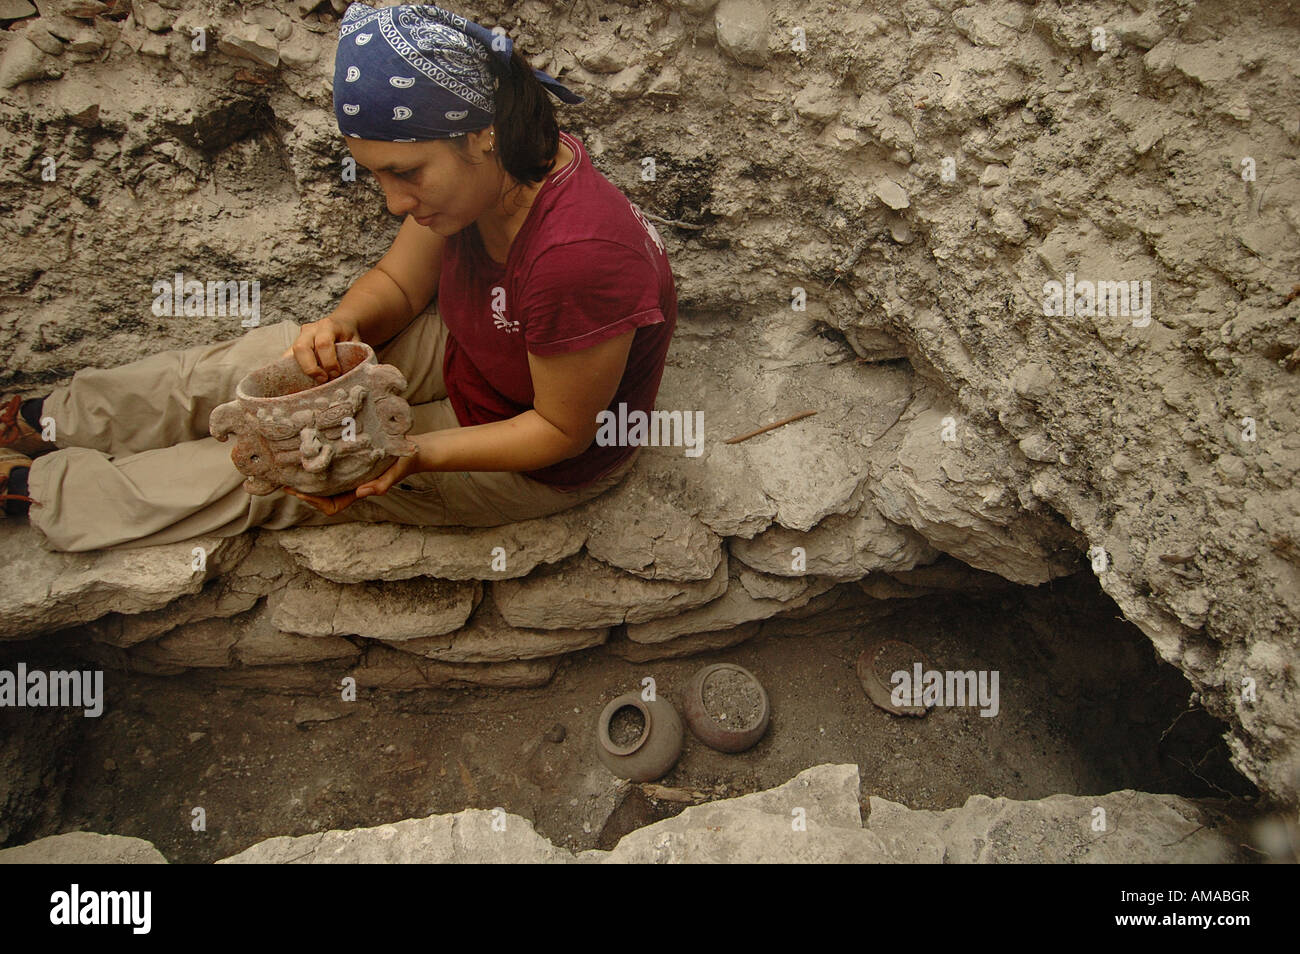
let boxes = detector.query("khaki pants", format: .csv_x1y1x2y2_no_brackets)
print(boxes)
27,304,636,552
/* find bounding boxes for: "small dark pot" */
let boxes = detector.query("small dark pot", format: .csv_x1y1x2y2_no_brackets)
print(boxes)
682,663,771,753
595,692,684,782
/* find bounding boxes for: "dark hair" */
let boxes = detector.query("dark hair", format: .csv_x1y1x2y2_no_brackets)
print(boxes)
451,46,562,190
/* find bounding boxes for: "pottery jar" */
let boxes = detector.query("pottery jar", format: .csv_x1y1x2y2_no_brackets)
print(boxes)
594,692,684,783
682,663,771,753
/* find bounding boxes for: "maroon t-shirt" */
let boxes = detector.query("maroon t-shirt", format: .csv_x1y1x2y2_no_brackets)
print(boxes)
437,130,678,489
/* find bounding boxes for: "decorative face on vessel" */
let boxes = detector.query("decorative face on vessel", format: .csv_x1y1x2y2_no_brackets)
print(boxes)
210,343,417,496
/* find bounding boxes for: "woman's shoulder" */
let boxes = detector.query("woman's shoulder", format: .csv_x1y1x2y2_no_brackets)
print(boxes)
524,136,669,271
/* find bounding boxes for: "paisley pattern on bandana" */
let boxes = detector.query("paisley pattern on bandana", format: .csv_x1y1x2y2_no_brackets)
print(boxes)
333,2,584,142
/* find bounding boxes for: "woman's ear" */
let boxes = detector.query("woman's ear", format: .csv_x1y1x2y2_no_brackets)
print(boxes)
465,127,495,157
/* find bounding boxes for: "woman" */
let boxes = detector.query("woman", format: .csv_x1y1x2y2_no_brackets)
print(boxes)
0,2,677,552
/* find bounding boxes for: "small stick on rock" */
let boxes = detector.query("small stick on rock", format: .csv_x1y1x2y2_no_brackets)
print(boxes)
724,409,818,445
639,783,715,803
643,211,708,231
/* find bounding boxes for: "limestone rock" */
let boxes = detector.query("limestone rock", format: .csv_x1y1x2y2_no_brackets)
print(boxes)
129,606,359,669
581,469,722,581
219,763,878,864
138,31,168,57
886,558,1018,595
33,0,99,14
33,7,80,39
25,22,66,55
240,4,289,38
61,0,107,15
624,564,836,643
217,23,278,69
950,7,1017,48
218,808,568,864
714,0,768,67
494,551,729,629
233,617,359,667
686,449,777,538
576,31,625,74
274,518,585,583
867,791,1243,863
0,831,167,864
666,0,717,14
0,34,61,88
1111,11,1167,50
606,620,761,662
85,579,260,648
391,594,607,663
737,567,804,600
581,764,888,862
0,529,250,638
607,64,647,100
1172,41,1242,88
1011,361,1058,401
740,419,864,531
792,84,842,123
730,499,938,580
760,584,901,638
349,646,559,690
132,0,170,32
873,178,910,210
64,26,102,53
869,405,1079,584
645,64,681,97
1018,432,1058,463
278,26,320,71
0,1,37,21
269,572,480,641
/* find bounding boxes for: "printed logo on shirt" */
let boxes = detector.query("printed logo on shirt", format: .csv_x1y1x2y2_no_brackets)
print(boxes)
628,200,666,256
490,284,519,333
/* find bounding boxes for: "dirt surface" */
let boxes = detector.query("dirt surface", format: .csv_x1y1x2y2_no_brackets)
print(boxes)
607,704,645,747
703,667,762,729
865,639,928,699
1,571,1255,863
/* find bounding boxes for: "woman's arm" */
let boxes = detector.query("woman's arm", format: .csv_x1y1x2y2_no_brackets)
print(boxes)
285,330,635,514
415,329,636,473
343,216,448,347
288,216,447,380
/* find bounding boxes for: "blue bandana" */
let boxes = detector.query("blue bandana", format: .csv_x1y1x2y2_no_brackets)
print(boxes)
333,2,584,142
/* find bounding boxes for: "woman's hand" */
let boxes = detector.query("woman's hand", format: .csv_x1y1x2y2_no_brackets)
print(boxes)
282,433,443,515
283,315,362,383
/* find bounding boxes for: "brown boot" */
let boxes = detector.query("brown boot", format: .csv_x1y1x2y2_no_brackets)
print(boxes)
0,448,35,517
0,394,57,457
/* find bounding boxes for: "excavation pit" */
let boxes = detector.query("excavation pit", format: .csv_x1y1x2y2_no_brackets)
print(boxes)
0,570,1257,862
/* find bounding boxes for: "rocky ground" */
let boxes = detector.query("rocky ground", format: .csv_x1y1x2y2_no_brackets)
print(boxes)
0,764,1255,863
1,0,1297,859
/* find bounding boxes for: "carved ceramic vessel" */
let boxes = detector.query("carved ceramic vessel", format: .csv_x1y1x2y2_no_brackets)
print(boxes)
210,342,417,496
